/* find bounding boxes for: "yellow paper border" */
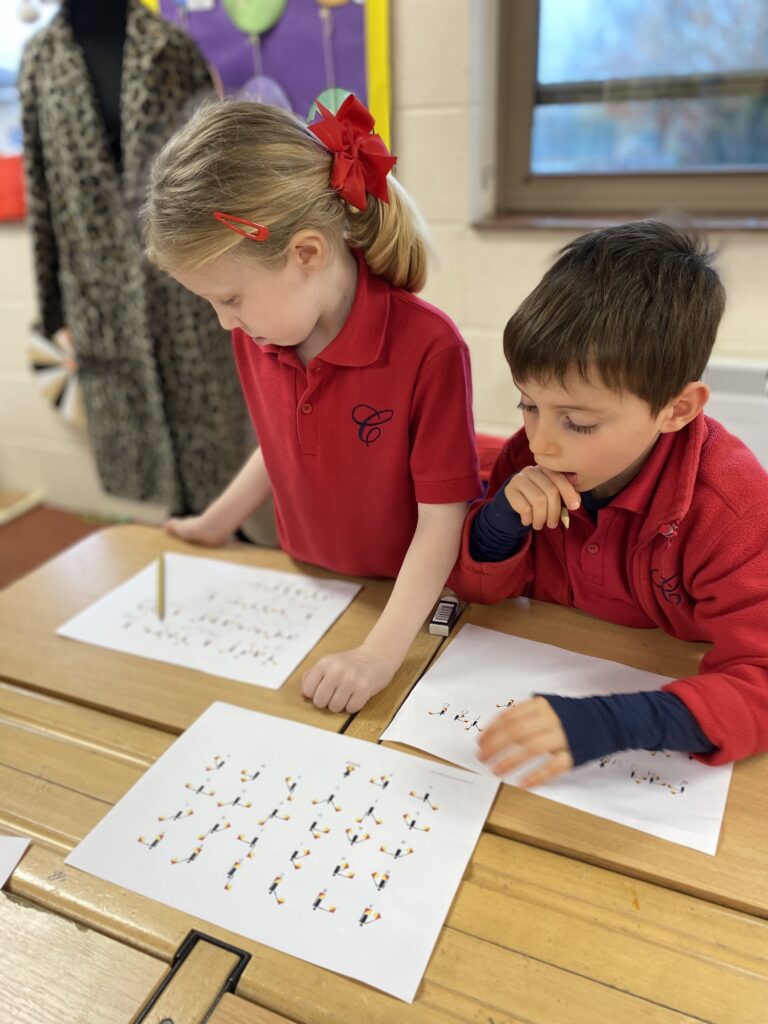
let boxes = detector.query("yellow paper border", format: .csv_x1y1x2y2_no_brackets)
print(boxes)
365,0,391,148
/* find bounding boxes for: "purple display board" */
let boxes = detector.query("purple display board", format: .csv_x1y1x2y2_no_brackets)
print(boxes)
160,0,367,119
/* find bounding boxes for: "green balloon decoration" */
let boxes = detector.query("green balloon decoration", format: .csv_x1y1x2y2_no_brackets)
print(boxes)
223,0,287,37
308,88,353,123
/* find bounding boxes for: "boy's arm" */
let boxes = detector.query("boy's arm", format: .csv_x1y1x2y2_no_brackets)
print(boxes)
478,499,768,782
449,453,581,605
661,506,768,765
469,484,531,561
449,443,534,603
477,691,715,788
301,501,467,713
166,446,272,546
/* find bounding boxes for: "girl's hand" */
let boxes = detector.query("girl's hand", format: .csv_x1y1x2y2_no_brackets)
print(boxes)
504,466,580,530
477,696,574,787
164,515,231,547
301,647,397,713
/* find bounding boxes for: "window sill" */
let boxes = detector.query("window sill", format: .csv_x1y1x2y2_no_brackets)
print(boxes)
473,213,768,232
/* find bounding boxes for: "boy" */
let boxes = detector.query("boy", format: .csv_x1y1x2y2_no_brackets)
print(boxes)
449,221,768,788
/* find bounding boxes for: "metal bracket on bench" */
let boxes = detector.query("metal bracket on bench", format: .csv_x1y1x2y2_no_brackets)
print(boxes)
134,929,251,1023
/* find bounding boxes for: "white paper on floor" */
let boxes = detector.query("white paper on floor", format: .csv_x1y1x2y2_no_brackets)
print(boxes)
57,553,360,688
0,836,30,888
65,702,499,1002
381,624,733,855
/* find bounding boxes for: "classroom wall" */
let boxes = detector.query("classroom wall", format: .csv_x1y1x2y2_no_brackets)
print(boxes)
398,0,768,436
1,0,766,517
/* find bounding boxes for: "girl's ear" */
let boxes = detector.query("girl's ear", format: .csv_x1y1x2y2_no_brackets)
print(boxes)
658,381,710,433
289,230,330,271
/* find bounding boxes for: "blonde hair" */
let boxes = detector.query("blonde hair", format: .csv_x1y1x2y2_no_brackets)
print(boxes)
142,99,427,292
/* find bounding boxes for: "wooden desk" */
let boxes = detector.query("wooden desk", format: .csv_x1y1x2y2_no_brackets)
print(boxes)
3,529,768,1022
0,888,294,1024
0,889,165,1023
3,684,768,1024
374,599,768,920
0,524,441,735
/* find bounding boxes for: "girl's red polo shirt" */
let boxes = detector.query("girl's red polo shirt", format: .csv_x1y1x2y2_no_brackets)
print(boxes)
232,252,481,578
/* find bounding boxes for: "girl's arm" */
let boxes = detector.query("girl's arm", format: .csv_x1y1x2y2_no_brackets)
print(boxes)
301,501,467,713
166,446,272,546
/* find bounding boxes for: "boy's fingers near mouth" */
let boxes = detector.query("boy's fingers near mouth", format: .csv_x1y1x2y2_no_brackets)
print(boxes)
540,467,581,509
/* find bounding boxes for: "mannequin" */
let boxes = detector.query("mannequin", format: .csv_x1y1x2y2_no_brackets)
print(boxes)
64,0,127,169
18,0,278,543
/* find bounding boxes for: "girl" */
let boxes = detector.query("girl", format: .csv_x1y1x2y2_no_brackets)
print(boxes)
142,95,480,714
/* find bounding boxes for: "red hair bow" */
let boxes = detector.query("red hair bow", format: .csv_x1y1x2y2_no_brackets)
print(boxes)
309,94,397,211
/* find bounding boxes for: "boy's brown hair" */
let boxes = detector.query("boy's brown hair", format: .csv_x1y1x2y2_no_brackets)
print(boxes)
503,220,726,414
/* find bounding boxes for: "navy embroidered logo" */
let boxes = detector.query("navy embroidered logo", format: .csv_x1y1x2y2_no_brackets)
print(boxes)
352,404,394,446
650,569,682,605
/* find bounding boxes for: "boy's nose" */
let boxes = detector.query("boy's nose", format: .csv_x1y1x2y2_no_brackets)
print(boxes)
528,422,559,458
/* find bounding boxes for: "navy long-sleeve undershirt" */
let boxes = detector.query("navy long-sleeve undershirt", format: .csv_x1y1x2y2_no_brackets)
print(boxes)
468,479,717,763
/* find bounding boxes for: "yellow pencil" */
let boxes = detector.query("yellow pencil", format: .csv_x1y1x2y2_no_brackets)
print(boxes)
156,554,165,620
559,505,570,529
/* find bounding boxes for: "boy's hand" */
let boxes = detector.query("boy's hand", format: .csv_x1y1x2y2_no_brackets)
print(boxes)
504,466,580,530
164,515,231,547
302,647,397,714
477,697,573,787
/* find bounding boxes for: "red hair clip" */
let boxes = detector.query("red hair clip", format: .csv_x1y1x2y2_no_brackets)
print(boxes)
308,94,397,212
212,210,270,241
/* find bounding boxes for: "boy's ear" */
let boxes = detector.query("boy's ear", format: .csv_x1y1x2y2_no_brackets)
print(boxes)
658,381,710,433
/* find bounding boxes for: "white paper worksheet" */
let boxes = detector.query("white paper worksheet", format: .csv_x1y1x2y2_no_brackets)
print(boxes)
0,836,30,888
57,554,360,689
65,703,499,1002
381,625,733,855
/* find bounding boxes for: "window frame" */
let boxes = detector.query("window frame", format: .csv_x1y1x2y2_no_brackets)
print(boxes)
497,0,768,218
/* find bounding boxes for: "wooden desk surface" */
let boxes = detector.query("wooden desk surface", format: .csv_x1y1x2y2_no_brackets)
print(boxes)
0,524,441,735
3,685,767,1024
0,890,166,1023
3,528,768,1022
0,888,295,1024
377,600,768,920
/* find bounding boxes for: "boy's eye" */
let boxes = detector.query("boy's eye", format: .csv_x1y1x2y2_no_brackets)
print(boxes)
222,297,239,307
518,400,597,434
565,417,597,435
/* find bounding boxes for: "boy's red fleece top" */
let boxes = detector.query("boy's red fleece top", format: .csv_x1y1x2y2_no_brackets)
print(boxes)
449,414,768,765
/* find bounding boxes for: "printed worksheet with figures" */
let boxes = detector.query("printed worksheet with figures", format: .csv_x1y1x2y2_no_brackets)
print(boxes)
381,625,733,855
65,703,499,1002
57,553,360,689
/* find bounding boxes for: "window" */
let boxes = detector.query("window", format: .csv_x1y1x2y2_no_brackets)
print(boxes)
498,0,768,219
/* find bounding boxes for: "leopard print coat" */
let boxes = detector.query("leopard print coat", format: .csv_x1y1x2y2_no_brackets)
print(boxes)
19,1,252,513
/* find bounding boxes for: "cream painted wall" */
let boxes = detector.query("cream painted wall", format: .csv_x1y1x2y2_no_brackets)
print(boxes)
1,0,766,515
395,0,768,436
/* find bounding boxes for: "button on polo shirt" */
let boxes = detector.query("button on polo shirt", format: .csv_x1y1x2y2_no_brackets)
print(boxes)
232,252,481,578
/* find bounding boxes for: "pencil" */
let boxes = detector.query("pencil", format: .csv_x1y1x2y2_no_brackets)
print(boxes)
156,554,165,620
559,505,570,529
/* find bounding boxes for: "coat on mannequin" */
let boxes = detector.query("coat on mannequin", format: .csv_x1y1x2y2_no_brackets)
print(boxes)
19,0,274,536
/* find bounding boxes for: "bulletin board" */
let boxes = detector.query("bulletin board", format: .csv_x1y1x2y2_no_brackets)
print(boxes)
142,0,391,144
